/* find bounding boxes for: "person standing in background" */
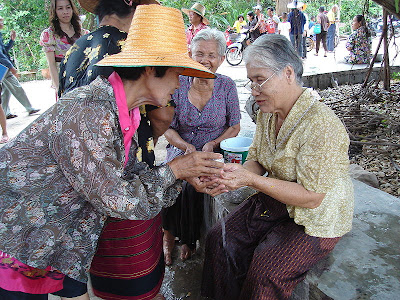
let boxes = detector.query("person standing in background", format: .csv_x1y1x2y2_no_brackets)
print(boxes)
265,7,280,34
40,0,88,97
0,17,40,119
278,12,291,40
182,2,209,47
315,6,329,57
301,4,309,59
327,4,339,52
0,85,8,144
287,1,306,57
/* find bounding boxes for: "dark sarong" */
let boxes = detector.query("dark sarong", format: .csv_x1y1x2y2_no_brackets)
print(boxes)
90,214,164,300
201,193,340,300
162,181,204,249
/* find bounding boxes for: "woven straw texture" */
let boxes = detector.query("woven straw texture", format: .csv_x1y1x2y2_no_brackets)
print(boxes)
96,5,215,79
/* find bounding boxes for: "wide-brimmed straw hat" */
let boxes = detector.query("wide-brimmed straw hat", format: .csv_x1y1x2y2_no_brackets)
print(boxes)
287,1,305,9
96,5,215,79
181,3,209,25
77,0,160,14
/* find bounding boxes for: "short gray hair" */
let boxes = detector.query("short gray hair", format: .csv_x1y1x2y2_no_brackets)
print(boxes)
243,34,303,85
191,28,226,57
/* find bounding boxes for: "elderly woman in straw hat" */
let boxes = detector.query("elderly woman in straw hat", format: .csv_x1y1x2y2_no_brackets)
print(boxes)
0,5,223,300
182,2,209,46
201,34,354,299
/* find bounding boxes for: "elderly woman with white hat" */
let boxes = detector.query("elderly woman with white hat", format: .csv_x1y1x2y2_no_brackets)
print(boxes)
0,5,223,300
182,2,209,46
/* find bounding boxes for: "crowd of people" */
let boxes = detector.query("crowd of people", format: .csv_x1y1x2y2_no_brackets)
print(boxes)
0,0,367,299
228,1,372,62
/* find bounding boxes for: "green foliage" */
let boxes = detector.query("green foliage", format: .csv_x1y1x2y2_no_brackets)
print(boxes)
0,0,390,75
392,72,400,80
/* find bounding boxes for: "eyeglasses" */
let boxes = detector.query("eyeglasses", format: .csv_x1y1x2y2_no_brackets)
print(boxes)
244,72,276,93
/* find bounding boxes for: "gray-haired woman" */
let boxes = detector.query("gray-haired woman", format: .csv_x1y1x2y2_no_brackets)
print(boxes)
162,28,241,265
201,34,354,299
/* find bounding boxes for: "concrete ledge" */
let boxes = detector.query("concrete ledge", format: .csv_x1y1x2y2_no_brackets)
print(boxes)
303,66,400,90
208,180,400,299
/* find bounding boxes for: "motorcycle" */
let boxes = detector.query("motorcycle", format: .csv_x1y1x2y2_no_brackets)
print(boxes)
225,29,250,66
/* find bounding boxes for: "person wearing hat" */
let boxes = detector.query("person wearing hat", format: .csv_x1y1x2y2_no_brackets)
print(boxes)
0,5,223,300
182,2,209,47
58,1,177,299
249,4,265,37
326,4,339,52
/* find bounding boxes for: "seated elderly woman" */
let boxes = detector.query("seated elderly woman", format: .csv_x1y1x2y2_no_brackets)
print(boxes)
162,28,241,265
0,5,224,300
201,34,354,300
345,15,371,64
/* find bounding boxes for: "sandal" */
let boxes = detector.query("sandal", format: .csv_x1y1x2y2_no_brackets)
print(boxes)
180,244,195,261
163,230,175,266
0,136,9,144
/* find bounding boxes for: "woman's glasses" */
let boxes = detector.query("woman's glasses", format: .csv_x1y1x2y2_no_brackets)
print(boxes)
244,72,276,93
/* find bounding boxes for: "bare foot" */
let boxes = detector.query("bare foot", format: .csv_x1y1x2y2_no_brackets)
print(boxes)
152,293,165,300
180,244,195,261
0,135,9,144
163,230,175,266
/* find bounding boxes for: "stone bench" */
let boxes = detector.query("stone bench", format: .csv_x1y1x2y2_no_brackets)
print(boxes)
204,179,400,299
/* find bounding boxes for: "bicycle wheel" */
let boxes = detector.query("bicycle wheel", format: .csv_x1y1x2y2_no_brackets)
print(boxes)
226,46,243,66
334,34,339,48
306,37,314,52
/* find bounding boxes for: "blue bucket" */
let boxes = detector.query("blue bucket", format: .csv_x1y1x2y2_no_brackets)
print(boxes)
220,137,253,164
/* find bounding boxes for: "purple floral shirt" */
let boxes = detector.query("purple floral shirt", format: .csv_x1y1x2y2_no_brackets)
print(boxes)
166,74,241,162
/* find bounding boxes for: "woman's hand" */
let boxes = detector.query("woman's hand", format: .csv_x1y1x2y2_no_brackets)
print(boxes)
186,176,228,196
202,141,216,152
216,163,253,191
168,151,224,180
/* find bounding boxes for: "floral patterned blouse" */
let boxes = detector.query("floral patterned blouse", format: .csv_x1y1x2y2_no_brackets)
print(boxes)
165,74,241,162
247,88,354,238
0,76,182,283
40,26,89,62
345,26,371,64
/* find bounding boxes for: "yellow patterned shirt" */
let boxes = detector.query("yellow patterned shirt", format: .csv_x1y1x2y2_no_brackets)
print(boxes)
247,88,354,238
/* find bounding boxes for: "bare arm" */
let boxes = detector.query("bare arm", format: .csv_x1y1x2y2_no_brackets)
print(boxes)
147,106,175,145
164,128,196,153
45,51,59,93
202,123,240,152
218,162,325,209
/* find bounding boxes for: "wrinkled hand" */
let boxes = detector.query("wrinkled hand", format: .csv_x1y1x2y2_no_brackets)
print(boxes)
216,163,251,191
168,151,224,180
10,30,16,40
185,144,196,154
186,176,228,196
202,141,215,153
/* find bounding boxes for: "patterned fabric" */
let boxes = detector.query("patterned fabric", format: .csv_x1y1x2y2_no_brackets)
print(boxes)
185,22,208,46
0,76,182,283
165,74,241,162
201,193,341,300
0,252,64,294
90,216,164,300
247,88,354,238
345,26,371,64
40,27,89,61
89,72,164,300
58,25,126,96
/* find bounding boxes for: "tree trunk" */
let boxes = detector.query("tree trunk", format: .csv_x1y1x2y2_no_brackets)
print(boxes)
276,0,291,16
